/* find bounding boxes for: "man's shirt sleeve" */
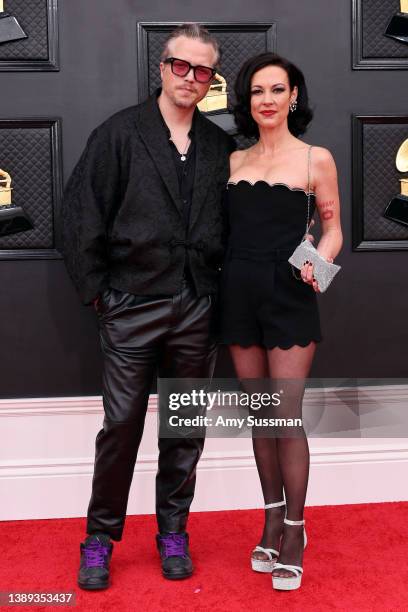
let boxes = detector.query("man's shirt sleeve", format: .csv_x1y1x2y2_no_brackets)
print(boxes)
62,124,120,305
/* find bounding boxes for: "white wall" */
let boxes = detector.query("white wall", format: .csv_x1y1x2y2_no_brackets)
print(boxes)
1,386,407,521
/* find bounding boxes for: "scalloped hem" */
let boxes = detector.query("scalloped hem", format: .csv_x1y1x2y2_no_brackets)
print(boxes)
226,180,316,196
219,336,323,350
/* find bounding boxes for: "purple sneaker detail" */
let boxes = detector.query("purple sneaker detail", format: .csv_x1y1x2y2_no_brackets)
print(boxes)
159,534,188,559
83,539,110,568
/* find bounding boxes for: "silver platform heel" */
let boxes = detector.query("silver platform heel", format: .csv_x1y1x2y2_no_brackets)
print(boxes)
272,517,306,591
251,500,286,573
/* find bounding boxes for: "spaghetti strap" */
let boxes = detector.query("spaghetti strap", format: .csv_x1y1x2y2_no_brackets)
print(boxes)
307,145,313,196
304,146,313,236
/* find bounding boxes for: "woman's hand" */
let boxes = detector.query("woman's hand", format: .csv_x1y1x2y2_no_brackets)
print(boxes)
300,261,319,292
300,255,334,293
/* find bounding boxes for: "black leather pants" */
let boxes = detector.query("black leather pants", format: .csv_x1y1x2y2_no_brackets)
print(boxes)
86,279,217,541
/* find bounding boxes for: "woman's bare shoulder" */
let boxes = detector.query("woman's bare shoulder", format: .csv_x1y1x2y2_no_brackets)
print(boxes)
309,145,335,166
229,147,253,173
308,146,338,186
230,148,247,161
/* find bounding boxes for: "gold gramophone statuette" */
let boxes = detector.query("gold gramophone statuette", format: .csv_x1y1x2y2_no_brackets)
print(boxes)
0,168,13,206
384,0,408,45
396,138,408,198
396,138,408,172
198,73,228,113
383,139,408,227
0,168,33,237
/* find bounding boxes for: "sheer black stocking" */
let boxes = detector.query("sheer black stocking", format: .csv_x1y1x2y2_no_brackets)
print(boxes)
268,343,315,577
229,342,316,573
229,345,284,561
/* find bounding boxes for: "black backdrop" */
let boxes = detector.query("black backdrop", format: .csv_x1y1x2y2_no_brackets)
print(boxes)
1,0,407,398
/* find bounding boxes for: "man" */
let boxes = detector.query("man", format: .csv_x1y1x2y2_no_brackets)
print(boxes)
62,24,233,589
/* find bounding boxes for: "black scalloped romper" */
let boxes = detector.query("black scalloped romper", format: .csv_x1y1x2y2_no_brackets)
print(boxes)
219,172,322,350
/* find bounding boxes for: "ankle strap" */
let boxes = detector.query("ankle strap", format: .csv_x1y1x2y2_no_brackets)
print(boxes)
265,500,286,509
284,517,305,526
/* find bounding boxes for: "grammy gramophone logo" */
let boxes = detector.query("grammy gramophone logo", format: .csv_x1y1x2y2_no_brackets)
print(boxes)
384,0,408,45
197,73,228,113
0,168,33,237
383,139,408,228
0,0,27,45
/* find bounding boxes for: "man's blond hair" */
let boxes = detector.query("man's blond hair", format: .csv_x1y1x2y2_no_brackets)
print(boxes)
161,23,221,67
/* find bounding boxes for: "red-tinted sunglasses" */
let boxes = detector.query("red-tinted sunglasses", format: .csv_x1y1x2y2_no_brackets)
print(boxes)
164,57,216,84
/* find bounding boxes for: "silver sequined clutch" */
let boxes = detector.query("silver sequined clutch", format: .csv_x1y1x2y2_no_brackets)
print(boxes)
288,239,341,293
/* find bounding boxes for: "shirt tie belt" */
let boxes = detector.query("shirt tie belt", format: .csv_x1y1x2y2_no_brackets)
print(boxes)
169,239,205,252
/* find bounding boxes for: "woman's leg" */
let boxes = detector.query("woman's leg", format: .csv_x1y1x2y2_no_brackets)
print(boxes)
267,342,316,578
229,345,285,561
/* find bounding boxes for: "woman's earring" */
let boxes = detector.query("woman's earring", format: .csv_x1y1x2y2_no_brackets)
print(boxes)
289,99,298,112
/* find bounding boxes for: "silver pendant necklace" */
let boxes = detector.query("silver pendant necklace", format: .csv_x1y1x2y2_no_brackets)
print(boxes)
180,135,190,162
170,134,190,162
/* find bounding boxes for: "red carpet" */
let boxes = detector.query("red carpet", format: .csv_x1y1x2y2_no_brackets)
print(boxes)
1,502,407,612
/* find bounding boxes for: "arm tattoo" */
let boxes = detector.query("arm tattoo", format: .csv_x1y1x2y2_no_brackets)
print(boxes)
318,199,335,221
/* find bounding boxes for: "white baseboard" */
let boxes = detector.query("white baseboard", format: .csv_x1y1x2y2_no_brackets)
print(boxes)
1,387,407,521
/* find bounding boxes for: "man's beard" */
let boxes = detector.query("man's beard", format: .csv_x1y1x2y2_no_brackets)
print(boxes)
171,89,199,109
174,98,195,109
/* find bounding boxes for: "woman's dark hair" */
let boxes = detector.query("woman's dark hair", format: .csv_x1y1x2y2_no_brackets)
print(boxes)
233,52,313,138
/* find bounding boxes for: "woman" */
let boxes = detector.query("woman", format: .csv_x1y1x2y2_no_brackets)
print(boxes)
220,53,343,590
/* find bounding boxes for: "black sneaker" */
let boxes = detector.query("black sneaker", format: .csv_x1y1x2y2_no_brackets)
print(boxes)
156,532,193,580
78,533,113,590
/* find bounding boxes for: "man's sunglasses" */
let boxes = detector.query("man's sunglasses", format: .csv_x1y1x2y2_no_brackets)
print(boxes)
163,57,216,84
